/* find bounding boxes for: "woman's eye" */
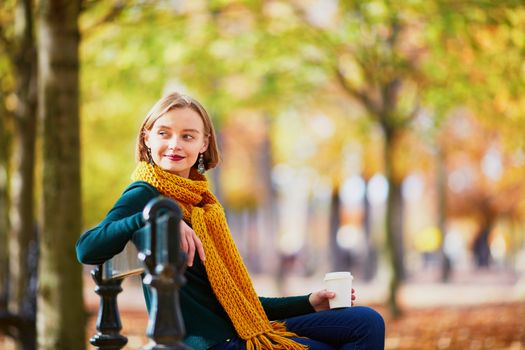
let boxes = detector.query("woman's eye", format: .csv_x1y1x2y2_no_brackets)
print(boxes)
183,134,194,140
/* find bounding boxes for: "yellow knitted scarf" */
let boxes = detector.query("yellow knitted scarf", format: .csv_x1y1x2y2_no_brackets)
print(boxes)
131,162,306,350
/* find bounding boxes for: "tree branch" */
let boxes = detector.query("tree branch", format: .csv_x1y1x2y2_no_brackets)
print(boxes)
334,66,382,118
0,24,14,63
80,0,102,13
82,0,126,33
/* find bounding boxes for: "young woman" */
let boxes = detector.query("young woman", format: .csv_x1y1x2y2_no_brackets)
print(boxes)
76,92,385,350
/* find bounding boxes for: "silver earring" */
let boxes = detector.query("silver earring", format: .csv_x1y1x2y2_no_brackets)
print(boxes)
197,153,205,174
147,147,153,164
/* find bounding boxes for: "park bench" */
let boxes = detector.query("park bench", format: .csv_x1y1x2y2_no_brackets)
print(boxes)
89,197,189,350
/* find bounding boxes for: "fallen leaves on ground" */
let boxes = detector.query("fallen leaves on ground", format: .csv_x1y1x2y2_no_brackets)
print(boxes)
377,302,525,350
85,302,525,350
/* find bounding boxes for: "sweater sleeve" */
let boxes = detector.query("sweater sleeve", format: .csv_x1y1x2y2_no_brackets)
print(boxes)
259,295,315,321
76,181,159,265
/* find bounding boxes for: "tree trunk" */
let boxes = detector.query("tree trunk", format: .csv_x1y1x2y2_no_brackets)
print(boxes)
329,183,347,271
8,0,38,322
0,90,11,310
362,183,378,281
384,132,405,317
436,146,451,281
37,1,86,349
258,115,278,274
473,222,493,268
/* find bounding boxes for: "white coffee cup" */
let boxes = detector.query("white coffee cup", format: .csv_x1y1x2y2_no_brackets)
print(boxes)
324,271,353,309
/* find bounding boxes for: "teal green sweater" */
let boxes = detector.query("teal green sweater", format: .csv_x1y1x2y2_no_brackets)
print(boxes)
76,181,314,350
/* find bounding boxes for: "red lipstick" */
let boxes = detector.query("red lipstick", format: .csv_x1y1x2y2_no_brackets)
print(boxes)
166,155,184,161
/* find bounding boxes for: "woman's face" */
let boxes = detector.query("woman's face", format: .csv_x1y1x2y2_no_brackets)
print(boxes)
145,107,209,178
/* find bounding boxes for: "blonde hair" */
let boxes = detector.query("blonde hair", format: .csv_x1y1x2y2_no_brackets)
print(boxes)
136,92,220,171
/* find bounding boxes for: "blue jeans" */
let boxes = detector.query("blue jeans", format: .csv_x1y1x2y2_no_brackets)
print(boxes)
210,306,385,350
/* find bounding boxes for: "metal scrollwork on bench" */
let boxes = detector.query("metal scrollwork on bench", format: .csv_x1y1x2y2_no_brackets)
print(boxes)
89,265,128,350
139,196,190,350
89,196,189,350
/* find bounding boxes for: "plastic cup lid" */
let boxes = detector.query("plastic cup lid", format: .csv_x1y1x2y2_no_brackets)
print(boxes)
324,271,353,280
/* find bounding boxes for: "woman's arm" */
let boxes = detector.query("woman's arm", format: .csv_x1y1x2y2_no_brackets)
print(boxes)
76,182,159,265
259,295,315,321
260,288,357,320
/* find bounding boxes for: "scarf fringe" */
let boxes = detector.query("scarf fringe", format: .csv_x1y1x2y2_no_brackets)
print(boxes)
243,322,308,350
245,331,308,350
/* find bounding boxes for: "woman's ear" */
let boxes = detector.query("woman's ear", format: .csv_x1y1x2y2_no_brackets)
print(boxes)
200,136,209,153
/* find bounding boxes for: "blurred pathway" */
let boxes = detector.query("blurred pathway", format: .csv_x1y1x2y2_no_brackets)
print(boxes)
251,267,524,308
83,266,524,312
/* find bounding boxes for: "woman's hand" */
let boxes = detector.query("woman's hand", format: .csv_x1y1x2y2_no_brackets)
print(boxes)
179,220,205,267
309,288,356,312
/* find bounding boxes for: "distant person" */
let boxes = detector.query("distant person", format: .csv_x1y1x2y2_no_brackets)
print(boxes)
76,92,385,350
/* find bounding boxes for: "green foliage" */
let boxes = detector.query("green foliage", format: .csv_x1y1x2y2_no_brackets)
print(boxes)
79,0,525,227
79,1,336,225
81,3,175,225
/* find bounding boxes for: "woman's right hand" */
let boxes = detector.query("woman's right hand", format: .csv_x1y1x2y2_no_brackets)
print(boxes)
179,220,205,267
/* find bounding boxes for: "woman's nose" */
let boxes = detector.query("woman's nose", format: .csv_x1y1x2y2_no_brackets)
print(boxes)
168,137,180,150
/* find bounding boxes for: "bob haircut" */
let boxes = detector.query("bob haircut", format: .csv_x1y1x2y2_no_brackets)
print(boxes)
136,92,220,172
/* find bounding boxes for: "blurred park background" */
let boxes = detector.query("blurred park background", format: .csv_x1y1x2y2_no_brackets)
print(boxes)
1,0,525,349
